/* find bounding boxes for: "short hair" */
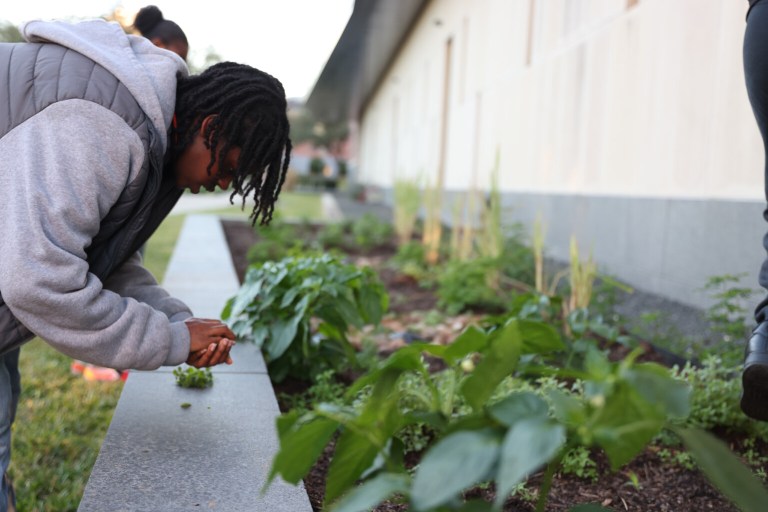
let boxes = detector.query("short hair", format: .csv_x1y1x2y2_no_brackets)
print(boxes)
173,62,292,225
133,5,188,46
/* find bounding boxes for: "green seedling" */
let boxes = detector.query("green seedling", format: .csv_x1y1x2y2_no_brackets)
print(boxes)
173,367,213,389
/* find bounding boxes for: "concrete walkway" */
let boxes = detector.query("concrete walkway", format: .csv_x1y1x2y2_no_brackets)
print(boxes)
78,214,312,511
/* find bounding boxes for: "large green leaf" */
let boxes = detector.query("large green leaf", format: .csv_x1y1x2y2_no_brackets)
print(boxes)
348,345,438,396
460,320,522,411
266,416,339,488
227,277,263,318
517,319,565,354
495,417,565,507
411,429,502,510
275,410,300,438
334,295,365,328
444,413,495,436
357,285,386,324
583,347,612,381
330,473,411,512
266,314,303,360
592,384,664,469
489,391,549,427
623,363,691,419
547,389,587,426
357,369,403,430
325,429,382,505
443,325,489,364
673,427,768,512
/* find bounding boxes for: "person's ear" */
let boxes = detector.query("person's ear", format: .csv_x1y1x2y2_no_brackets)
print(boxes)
200,115,218,149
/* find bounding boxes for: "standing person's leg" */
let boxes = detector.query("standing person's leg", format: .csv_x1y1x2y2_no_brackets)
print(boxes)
0,348,20,512
742,3,768,421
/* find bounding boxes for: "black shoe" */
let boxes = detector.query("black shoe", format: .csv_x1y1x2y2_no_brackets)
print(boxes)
741,322,768,421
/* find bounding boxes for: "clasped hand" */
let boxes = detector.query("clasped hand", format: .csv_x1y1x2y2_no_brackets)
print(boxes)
184,318,236,368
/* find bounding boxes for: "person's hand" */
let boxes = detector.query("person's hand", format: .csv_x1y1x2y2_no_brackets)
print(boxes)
186,338,234,368
184,318,236,368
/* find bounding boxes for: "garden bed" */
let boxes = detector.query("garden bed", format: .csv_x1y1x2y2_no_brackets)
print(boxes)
221,218,764,512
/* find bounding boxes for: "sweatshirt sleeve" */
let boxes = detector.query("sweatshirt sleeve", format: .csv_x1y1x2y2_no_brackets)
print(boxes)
0,100,190,370
103,251,193,323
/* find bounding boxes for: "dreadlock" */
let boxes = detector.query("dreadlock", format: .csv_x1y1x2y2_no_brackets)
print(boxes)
171,62,292,225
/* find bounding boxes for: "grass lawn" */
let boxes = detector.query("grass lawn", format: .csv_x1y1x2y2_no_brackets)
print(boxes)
9,190,323,510
188,190,323,222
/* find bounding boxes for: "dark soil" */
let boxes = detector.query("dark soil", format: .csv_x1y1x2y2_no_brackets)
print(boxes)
220,219,752,512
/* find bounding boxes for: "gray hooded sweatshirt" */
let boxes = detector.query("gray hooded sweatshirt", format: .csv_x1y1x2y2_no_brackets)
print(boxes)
0,19,193,370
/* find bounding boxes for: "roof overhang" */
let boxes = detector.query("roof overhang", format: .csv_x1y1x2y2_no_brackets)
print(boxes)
306,0,428,124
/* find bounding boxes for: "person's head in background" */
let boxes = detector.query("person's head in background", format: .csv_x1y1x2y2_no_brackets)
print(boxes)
133,5,188,61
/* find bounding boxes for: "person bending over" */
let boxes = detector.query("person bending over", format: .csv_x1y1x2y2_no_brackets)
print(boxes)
0,17,291,510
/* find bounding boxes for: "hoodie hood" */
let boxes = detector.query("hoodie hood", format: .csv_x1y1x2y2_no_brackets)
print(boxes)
21,18,189,150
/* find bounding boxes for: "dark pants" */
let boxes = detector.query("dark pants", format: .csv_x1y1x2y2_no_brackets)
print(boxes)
0,348,20,512
745,3,768,322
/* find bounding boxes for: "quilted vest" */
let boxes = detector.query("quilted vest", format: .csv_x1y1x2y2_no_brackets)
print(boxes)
0,42,183,354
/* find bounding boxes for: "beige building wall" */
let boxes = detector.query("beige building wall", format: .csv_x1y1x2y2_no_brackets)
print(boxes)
357,0,766,310
359,0,760,198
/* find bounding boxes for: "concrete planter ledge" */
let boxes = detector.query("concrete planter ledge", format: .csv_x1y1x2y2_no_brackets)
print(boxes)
78,214,312,512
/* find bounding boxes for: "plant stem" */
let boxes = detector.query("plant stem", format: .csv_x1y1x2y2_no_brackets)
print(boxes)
535,447,568,512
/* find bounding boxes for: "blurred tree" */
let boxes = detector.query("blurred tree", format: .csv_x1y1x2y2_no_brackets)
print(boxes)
309,157,325,176
0,22,23,42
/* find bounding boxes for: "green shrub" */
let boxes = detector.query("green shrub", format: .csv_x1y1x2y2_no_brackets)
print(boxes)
701,274,754,366
222,253,389,382
317,222,347,250
500,227,536,286
351,213,394,251
266,321,766,512
674,357,768,438
246,221,305,264
436,258,508,314
278,369,346,415
392,241,430,280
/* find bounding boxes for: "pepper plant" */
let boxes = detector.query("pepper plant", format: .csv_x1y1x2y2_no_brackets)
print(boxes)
222,253,388,382
265,317,768,511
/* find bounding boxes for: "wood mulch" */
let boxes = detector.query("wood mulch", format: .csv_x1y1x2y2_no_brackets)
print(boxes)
220,218,755,512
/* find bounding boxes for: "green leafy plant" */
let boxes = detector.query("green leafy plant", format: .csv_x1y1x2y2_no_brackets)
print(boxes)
264,315,766,512
436,258,508,314
222,253,389,382
673,357,768,438
351,213,394,251
500,224,536,286
279,369,347,415
393,177,422,246
317,222,348,250
559,446,599,482
173,367,213,388
701,273,754,365
392,241,430,280
246,220,306,264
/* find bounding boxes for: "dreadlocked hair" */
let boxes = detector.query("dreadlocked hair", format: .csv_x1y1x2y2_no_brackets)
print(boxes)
172,62,292,225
